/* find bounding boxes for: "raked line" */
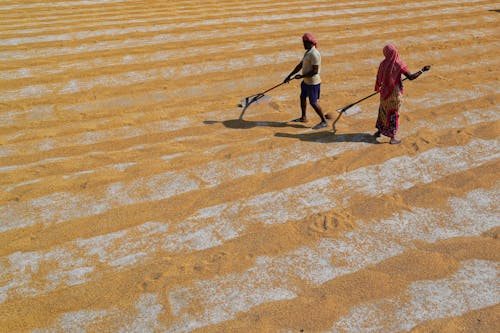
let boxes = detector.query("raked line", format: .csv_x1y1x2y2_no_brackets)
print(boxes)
0,73,499,196
1,21,496,100
0,0,388,35
165,186,499,332
0,80,497,225
1,15,495,81
2,36,496,134
0,0,376,32
0,83,498,218
1,102,498,196
1,138,498,304
0,27,495,123
31,292,166,333
27,259,499,332
0,1,432,46
0,0,488,47
0,0,131,11
0,2,494,62
0,79,497,159
328,260,499,333
1,43,496,162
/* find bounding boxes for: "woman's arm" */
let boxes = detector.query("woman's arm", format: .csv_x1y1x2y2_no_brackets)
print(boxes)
404,65,431,80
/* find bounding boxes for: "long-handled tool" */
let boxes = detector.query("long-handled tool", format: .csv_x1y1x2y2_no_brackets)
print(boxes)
237,76,299,120
331,65,430,133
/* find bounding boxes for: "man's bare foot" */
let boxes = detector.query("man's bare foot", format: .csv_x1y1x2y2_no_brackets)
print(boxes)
373,131,381,138
312,121,327,130
390,138,401,144
291,117,307,123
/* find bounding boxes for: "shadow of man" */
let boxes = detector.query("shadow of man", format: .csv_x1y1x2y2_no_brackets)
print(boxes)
203,119,308,130
275,131,379,144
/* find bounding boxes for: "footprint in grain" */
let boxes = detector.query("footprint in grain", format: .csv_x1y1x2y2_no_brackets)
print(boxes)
308,211,354,236
138,271,163,291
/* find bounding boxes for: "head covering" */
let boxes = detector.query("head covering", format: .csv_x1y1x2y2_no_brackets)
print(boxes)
375,44,408,99
302,33,318,48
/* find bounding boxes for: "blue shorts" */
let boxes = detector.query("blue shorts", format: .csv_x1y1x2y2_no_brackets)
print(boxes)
300,81,321,105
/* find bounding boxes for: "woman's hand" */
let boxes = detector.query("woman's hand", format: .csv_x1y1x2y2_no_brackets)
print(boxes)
409,65,430,80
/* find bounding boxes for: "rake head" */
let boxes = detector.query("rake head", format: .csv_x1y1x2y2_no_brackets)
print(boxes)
238,94,271,108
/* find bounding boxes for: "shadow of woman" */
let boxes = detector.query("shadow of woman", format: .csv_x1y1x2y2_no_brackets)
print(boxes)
274,131,380,144
203,119,308,130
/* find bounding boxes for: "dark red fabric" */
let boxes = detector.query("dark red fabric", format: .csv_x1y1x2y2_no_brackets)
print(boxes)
302,33,318,48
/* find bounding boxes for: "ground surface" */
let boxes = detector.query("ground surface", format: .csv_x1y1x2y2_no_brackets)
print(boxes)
0,0,499,332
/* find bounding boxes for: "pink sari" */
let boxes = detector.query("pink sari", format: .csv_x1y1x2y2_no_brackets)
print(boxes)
375,44,408,137
375,44,408,100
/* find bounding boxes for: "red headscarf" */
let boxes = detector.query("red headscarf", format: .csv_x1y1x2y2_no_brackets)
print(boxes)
375,44,408,99
302,33,318,48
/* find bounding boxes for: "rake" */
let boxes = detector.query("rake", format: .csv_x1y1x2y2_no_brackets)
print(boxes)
331,65,430,133
237,76,299,120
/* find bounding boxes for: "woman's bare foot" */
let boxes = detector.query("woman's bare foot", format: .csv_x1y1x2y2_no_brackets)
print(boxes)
291,117,307,123
390,138,401,144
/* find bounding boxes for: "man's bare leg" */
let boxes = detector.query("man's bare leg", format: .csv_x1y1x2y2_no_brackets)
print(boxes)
292,96,308,122
311,102,327,129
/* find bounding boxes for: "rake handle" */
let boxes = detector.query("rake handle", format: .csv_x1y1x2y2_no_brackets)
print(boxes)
337,65,430,114
239,77,299,120
332,66,430,132
262,74,301,95
338,77,411,114
261,81,288,94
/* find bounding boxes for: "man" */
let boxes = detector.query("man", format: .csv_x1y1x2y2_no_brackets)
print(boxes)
284,33,328,130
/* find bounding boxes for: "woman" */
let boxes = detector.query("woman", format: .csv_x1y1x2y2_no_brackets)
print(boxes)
374,44,429,144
